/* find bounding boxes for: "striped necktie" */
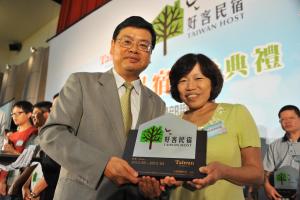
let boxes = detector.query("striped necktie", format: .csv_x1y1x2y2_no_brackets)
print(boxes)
120,82,133,135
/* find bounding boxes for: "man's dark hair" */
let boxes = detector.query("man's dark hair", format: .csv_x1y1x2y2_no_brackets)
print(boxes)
34,101,52,113
112,16,156,50
278,105,300,118
13,101,33,113
169,53,224,103
53,93,59,100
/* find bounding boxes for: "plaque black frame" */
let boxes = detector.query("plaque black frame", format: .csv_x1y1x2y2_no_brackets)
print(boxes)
123,130,207,180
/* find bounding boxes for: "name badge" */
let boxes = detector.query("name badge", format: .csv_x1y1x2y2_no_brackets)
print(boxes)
204,121,227,138
16,140,24,147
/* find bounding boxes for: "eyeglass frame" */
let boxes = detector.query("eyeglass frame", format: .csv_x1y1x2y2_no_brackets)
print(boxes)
10,111,25,117
116,36,152,53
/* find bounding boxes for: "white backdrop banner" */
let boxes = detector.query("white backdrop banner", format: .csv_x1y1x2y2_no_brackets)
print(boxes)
46,0,300,142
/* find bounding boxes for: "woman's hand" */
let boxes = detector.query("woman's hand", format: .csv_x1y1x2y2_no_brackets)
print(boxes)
190,147,264,190
188,162,225,190
160,176,182,188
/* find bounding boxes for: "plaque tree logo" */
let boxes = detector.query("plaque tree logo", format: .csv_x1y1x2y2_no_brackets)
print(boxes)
276,172,289,185
152,0,184,56
140,125,164,150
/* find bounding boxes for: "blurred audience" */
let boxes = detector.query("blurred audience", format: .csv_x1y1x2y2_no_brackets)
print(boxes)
0,97,61,200
22,96,60,200
3,101,37,155
1,101,37,197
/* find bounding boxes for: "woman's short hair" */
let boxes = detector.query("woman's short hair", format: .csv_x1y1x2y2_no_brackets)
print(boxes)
169,53,224,103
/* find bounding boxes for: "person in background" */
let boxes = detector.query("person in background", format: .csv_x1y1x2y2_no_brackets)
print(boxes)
38,16,165,200
0,101,37,197
22,100,61,200
140,53,264,200
31,101,52,128
3,101,37,155
263,105,300,200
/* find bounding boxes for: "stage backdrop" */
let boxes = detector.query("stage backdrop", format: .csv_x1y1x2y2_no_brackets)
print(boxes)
46,0,300,143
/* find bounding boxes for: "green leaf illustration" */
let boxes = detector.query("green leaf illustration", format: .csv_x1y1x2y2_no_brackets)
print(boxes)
152,0,184,55
276,172,288,185
140,125,164,150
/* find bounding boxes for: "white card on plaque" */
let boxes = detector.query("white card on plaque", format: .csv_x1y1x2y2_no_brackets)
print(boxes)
133,113,197,159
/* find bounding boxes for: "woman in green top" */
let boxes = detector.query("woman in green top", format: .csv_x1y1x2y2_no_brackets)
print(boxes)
139,53,264,200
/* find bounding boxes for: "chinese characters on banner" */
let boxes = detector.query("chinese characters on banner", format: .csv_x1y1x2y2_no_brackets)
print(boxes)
142,42,283,95
186,0,244,37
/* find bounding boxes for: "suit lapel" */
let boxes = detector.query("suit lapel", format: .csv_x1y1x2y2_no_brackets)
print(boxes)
136,86,153,127
97,69,126,147
97,71,155,144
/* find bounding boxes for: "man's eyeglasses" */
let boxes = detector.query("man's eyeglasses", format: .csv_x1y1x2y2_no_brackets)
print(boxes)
10,111,25,117
117,37,152,52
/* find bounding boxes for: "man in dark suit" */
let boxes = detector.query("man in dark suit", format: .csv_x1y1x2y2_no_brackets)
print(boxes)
39,16,166,200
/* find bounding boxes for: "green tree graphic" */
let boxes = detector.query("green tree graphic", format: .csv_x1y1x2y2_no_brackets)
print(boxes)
152,0,184,56
276,172,288,185
140,125,164,150
32,172,38,182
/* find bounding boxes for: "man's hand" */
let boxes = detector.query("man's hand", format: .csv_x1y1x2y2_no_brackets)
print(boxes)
22,186,31,200
3,143,14,152
104,157,138,186
139,176,161,199
3,143,19,155
139,176,183,199
264,183,282,200
0,181,7,196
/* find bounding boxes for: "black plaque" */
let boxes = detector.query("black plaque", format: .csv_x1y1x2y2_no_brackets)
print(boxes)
123,130,207,180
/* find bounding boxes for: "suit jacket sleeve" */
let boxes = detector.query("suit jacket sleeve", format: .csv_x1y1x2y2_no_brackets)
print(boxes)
39,73,110,189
